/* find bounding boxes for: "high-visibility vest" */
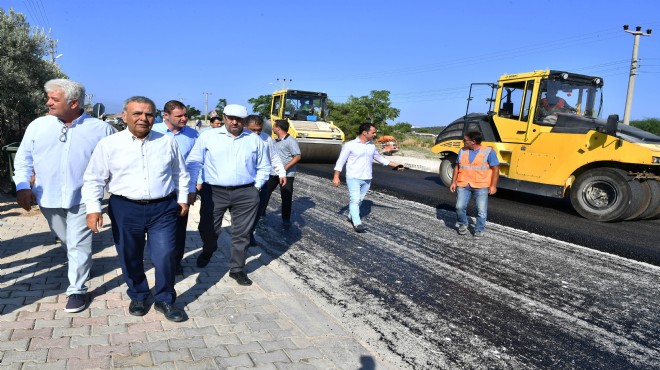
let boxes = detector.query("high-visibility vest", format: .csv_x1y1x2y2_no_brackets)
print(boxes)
541,97,565,110
456,146,494,188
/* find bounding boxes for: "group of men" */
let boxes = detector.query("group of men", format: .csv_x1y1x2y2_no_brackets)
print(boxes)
13,79,301,322
13,78,500,323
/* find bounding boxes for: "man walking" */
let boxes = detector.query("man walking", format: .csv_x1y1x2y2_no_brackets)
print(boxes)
255,119,301,229
449,130,499,237
13,79,115,313
83,96,190,322
186,104,270,286
152,100,198,275
333,123,403,233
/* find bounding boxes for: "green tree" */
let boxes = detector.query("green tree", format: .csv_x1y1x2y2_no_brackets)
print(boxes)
213,98,227,117
0,7,65,147
631,118,660,136
393,122,413,133
185,105,201,119
329,90,400,140
248,94,272,118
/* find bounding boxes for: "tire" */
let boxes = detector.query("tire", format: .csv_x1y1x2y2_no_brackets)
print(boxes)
638,180,660,220
570,168,641,222
439,157,456,188
624,180,652,220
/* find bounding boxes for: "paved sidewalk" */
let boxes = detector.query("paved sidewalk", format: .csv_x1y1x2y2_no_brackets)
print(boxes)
0,194,386,369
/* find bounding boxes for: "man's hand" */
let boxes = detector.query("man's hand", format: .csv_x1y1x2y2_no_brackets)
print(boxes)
87,213,103,233
188,192,197,206
332,176,341,187
449,183,457,193
279,177,287,186
489,185,497,195
178,203,189,217
16,189,36,212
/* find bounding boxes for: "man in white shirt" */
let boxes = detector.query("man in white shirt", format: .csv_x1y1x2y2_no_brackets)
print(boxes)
13,79,115,313
333,123,403,233
82,96,190,322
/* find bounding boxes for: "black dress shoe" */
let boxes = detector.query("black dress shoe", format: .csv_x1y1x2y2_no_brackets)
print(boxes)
249,234,258,247
228,271,253,286
128,300,148,316
354,224,367,233
196,252,212,267
154,301,187,322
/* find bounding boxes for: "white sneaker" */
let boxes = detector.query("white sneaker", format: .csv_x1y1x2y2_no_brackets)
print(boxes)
457,224,468,235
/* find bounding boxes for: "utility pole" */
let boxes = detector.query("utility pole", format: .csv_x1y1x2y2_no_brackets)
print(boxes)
49,38,58,63
202,92,212,123
86,94,95,112
276,78,292,89
622,25,652,125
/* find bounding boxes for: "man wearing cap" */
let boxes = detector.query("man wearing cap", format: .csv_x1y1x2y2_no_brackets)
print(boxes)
186,104,270,286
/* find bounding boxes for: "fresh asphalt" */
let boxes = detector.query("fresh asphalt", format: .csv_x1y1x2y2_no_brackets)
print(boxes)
297,163,660,266
253,168,660,369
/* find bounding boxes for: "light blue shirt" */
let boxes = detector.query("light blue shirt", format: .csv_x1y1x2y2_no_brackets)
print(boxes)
82,129,190,214
186,127,270,192
334,138,390,180
13,112,115,208
151,122,198,159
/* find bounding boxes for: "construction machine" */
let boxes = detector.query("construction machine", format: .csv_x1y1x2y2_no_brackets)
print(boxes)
377,135,400,155
432,70,660,222
270,89,345,163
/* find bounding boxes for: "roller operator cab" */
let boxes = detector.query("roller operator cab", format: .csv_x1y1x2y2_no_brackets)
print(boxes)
270,89,345,163
432,70,660,222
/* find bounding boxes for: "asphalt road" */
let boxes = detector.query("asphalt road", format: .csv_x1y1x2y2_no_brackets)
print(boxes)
252,167,660,369
298,163,660,266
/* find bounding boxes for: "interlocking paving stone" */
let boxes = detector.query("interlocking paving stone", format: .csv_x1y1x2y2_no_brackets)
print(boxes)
0,195,389,370
250,349,292,365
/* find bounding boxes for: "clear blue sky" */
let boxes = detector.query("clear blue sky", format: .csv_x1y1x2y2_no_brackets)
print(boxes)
3,0,659,126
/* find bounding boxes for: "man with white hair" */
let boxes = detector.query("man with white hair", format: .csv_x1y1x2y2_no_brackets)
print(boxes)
13,79,115,313
186,104,270,286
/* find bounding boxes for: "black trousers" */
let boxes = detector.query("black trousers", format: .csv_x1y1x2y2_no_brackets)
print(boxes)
257,175,295,221
174,212,188,266
197,183,260,273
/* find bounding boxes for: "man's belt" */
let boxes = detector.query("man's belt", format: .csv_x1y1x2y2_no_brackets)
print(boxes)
210,182,255,190
113,192,176,205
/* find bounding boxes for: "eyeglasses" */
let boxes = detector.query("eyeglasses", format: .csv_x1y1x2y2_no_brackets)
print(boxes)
59,124,68,142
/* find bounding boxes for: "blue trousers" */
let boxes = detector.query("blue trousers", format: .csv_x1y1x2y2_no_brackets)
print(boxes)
108,195,179,304
345,177,371,226
455,185,489,232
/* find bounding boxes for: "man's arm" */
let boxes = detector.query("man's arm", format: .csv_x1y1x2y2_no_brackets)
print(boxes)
13,126,36,211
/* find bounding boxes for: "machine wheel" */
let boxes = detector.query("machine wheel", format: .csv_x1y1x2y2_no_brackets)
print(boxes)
624,180,652,220
570,168,642,222
638,180,660,220
439,157,456,188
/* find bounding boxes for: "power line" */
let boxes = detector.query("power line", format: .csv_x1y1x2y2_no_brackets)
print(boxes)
34,0,51,30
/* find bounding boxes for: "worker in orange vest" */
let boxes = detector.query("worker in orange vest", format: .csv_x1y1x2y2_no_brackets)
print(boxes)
449,131,500,237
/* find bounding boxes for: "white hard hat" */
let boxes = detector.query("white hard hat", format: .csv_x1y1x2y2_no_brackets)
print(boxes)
223,104,248,118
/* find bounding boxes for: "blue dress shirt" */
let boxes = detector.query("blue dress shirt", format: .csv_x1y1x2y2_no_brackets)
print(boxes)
13,112,115,208
151,122,198,159
186,127,270,193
